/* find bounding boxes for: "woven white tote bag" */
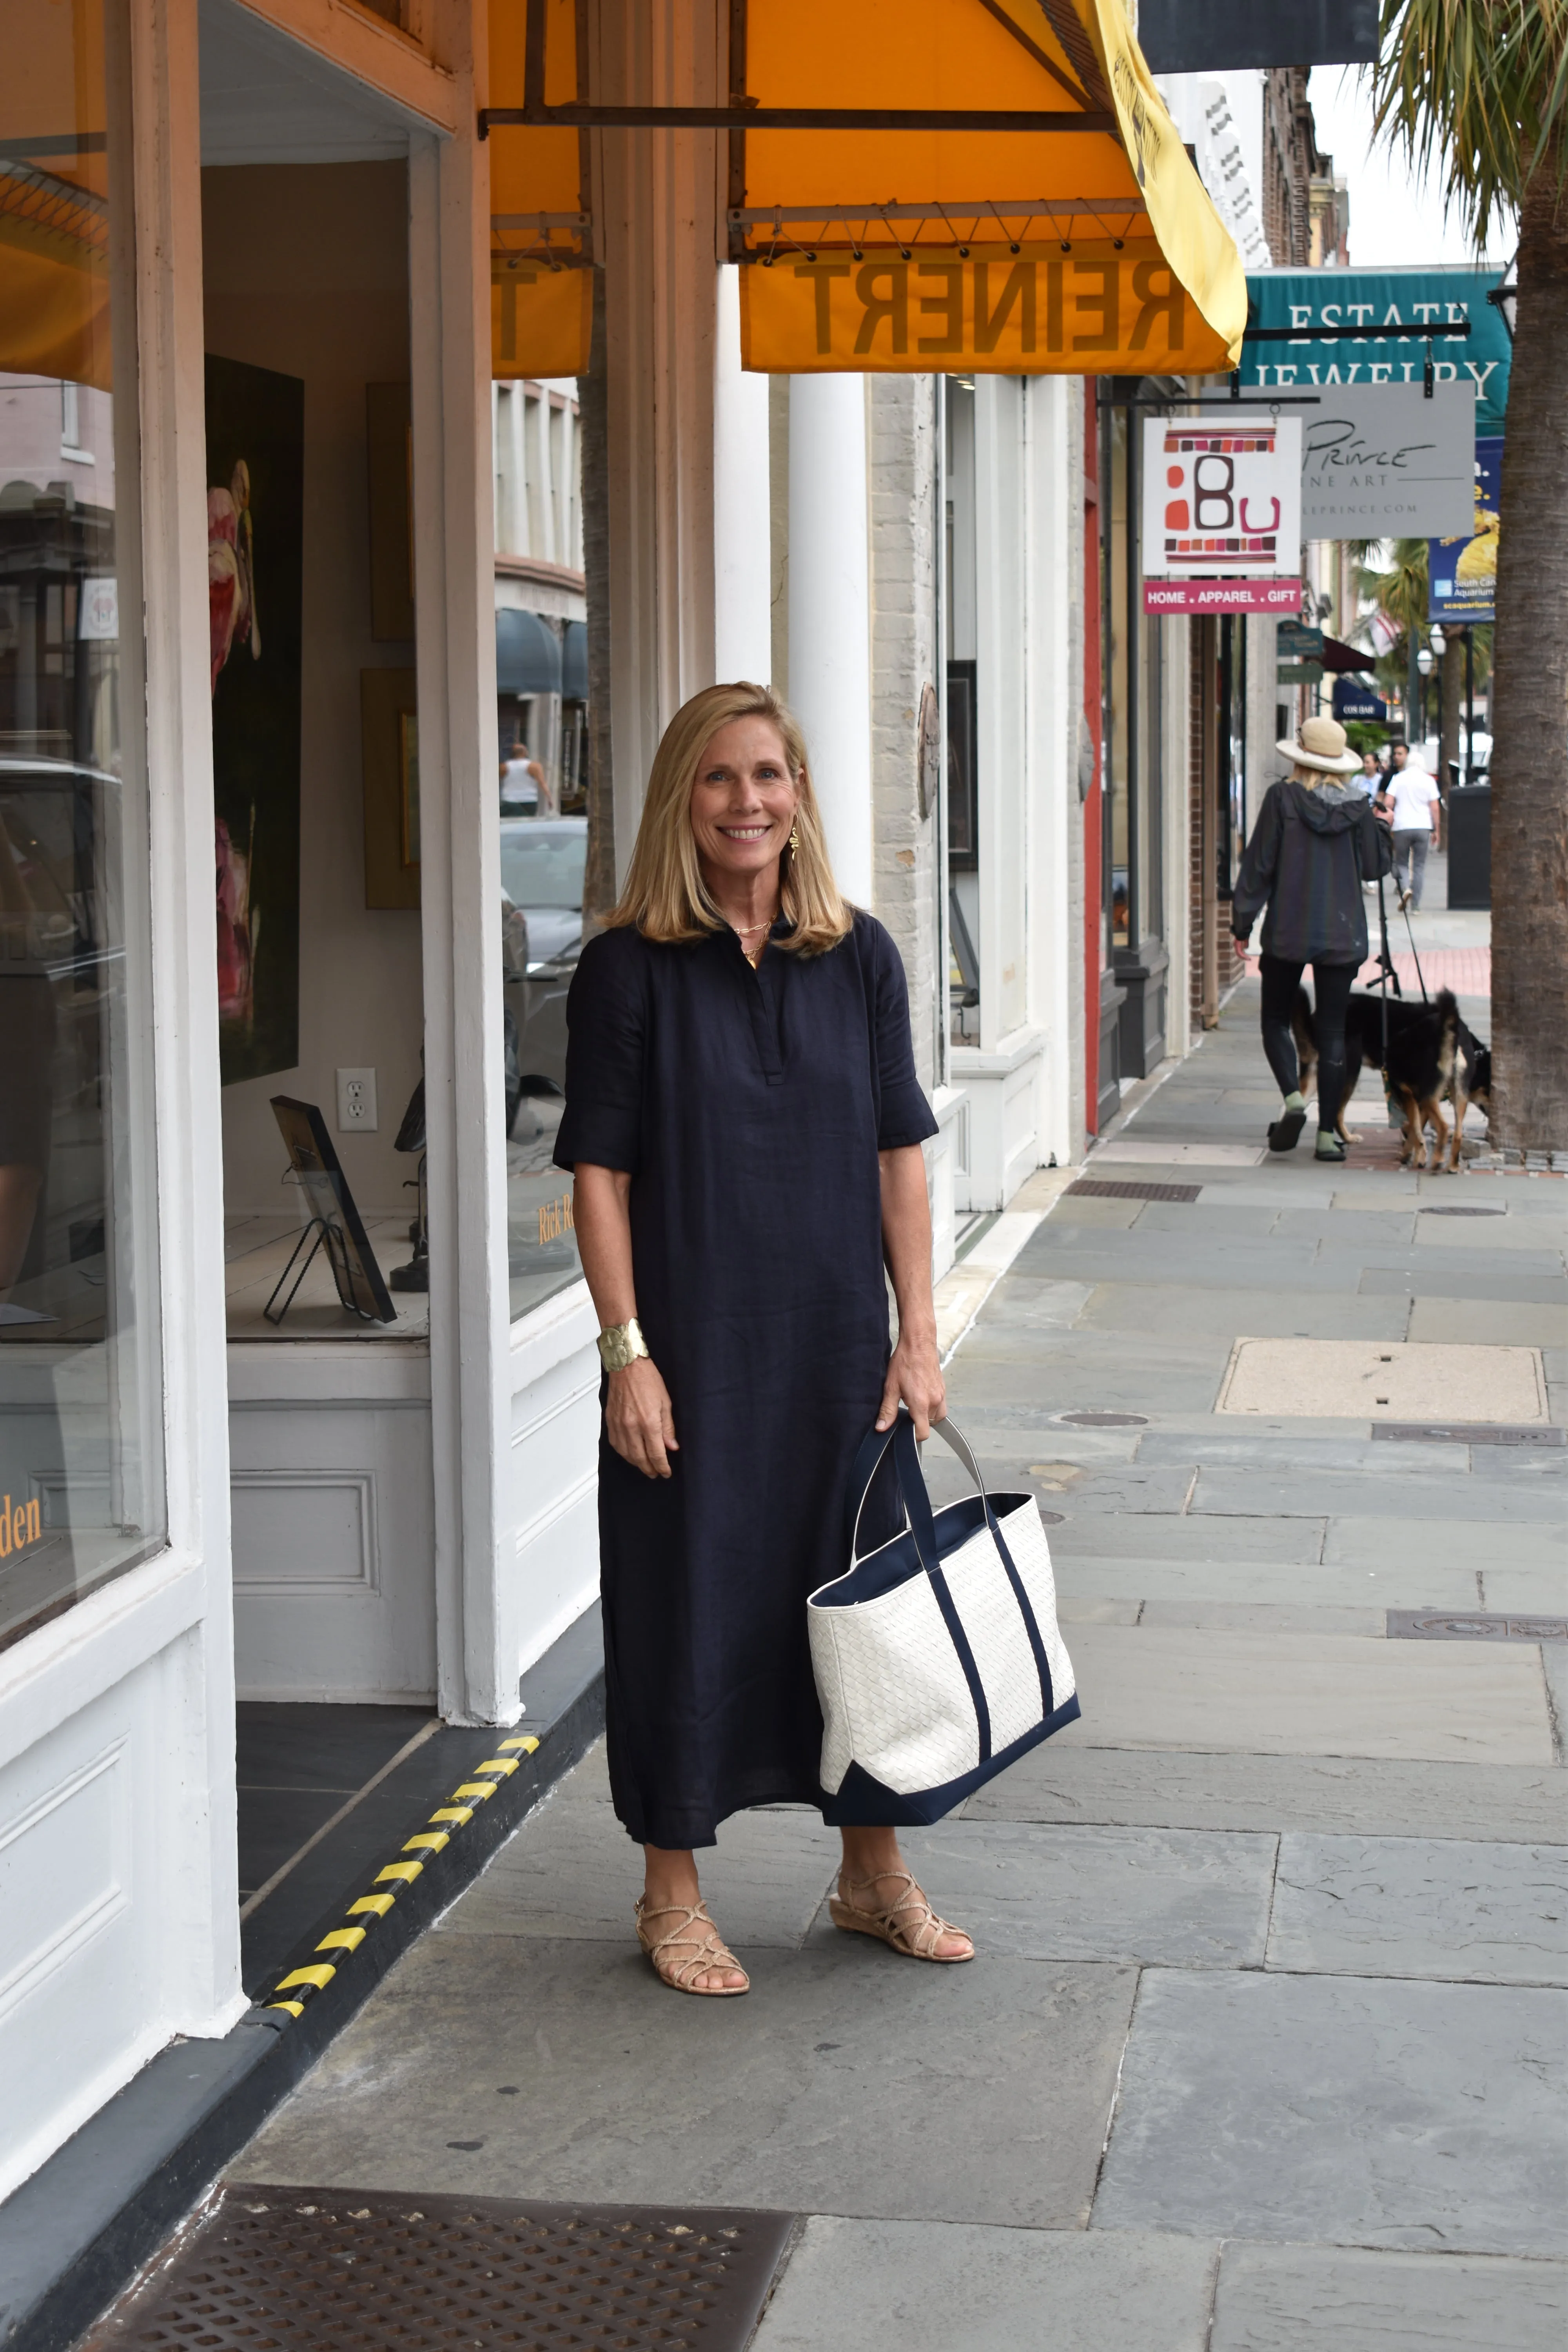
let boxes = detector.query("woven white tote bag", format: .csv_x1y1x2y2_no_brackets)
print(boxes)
808,1412,1079,1824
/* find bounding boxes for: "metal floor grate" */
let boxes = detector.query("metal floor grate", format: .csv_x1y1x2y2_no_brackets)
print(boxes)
84,2186,798,2351
1387,1612,1568,1643
1065,1178,1201,1203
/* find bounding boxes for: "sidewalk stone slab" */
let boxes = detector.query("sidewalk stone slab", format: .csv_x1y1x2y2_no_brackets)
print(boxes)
1137,1601,1386,1636
946,1343,1232,1417
1093,1971,1568,2255
1323,1517,1565,1571
1418,1217,1568,1254
1267,1835,1568,1985
1408,1297,1568,1348
247,1936,1138,2229
1277,1209,1417,1243
1194,1467,1566,1524
751,2219,1218,2352
1361,1265,1568,1305
1058,1624,1555,1764
1134,1432,1466,1475
1209,2243,1568,2352
1048,1194,1146,1227
871,1820,1276,1968
1031,1553,1483,1612
1048,1515,1324,1563
962,1748,1568,1841
1483,1566,1568,1617
443,1789,839,1948
1078,1286,1410,1340
960,1278,1095,1330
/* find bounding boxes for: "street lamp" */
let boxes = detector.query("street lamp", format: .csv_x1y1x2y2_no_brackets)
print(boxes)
1486,271,1518,342
1416,644,1434,744
1429,624,1446,659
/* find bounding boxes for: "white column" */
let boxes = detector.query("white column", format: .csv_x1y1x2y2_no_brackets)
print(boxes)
788,373,873,906
712,264,771,683
409,120,516,1727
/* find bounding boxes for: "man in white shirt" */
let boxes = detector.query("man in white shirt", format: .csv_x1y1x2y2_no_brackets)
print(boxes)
1386,749,1442,911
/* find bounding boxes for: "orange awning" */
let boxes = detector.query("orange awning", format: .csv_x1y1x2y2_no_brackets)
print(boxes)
735,0,1245,374
486,0,592,378
0,0,114,391
484,0,1245,380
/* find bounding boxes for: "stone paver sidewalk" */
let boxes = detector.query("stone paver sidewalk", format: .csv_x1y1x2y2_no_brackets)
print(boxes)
236,982,1568,2350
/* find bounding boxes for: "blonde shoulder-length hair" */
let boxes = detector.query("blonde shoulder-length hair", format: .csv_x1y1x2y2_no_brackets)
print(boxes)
604,681,853,956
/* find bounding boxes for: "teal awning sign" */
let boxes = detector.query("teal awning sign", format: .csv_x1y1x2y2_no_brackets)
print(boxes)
1241,268,1510,434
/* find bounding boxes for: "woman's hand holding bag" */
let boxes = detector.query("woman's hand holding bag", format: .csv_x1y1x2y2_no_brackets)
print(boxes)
809,1410,1080,1825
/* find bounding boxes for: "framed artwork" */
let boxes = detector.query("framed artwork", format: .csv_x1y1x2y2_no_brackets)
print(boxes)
946,657,978,872
366,382,415,642
267,1096,397,1325
360,668,420,910
207,353,305,1085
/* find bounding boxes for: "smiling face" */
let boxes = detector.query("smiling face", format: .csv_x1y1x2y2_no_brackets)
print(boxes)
688,715,800,890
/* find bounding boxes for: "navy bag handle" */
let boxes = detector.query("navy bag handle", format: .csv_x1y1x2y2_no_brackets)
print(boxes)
846,1409,1005,1570
845,1408,1056,1724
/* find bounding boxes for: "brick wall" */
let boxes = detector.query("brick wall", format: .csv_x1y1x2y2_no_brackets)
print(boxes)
868,374,941,1096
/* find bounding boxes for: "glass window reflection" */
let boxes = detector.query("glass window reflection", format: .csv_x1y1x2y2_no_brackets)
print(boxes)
0,0,164,1651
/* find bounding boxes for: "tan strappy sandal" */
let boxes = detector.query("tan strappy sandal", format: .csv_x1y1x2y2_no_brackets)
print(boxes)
634,1896,751,1996
829,1869,974,1963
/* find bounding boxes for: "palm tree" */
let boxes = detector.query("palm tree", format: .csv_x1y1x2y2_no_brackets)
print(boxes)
1374,0,1568,1152
1358,538,1429,733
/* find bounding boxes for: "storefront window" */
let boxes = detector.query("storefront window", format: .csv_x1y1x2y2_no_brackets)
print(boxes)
0,0,164,1650
494,377,587,1321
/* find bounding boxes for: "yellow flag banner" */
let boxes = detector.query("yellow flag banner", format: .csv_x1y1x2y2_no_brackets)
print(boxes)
490,259,592,380
1090,0,1244,368
740,242,1235,375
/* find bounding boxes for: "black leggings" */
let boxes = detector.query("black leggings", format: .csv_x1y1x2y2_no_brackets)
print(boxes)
1259,955,1355,1133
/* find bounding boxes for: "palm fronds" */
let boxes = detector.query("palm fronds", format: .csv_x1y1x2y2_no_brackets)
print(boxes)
1373,0,1568,249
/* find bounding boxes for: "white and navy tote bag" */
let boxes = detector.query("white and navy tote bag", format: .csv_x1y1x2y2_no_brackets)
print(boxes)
808,1411,1079,1825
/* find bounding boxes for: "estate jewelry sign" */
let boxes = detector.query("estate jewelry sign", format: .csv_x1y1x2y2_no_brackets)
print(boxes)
1300,383,1475,537
1142,414,1301,614
1241,267,1511,432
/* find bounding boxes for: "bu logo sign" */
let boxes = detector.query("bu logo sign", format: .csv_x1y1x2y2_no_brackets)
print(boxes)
0,1494,43,1557
1143,417,1302,583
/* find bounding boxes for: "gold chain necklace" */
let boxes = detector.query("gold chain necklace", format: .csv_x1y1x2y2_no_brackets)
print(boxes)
730,907,779,968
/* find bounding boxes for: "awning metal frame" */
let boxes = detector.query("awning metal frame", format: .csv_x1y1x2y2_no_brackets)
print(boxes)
478,0,1121,220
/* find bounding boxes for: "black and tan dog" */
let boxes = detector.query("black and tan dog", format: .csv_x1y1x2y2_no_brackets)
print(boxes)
1293,987,1491,1168
1386,990,1492,1171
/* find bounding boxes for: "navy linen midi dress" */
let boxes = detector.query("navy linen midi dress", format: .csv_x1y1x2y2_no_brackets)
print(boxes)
554,908,938,1849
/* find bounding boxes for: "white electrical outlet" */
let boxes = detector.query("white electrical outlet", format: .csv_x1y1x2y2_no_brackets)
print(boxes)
336,1067,378,1131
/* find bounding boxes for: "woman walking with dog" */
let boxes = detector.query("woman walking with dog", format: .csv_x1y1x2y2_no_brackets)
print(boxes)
1231,715,1394,1164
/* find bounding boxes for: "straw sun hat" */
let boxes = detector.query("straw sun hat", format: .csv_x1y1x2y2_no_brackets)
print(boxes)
1275,715,1363,777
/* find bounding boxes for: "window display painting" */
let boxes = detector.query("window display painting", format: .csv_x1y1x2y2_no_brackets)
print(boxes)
206,353,304,1085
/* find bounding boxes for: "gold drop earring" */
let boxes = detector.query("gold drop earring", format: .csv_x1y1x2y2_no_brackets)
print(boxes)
788,825,800,855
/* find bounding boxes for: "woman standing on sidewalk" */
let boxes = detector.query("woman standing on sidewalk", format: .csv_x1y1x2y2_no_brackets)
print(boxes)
1231,715,1394,1164
555,681,973,1996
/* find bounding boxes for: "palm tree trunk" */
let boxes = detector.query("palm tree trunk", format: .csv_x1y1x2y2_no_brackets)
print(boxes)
1488,147,1568,1154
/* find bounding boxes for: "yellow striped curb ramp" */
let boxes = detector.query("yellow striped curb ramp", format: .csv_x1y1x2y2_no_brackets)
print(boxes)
264,1738,541,2020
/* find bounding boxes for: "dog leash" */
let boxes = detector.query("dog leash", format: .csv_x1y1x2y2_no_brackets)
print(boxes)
1399,892,1429,1004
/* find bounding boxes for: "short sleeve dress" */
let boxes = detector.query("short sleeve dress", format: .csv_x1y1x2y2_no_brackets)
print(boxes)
554,909,938,1849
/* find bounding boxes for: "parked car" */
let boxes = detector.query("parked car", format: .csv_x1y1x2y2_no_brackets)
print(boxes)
499,815,586,1129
